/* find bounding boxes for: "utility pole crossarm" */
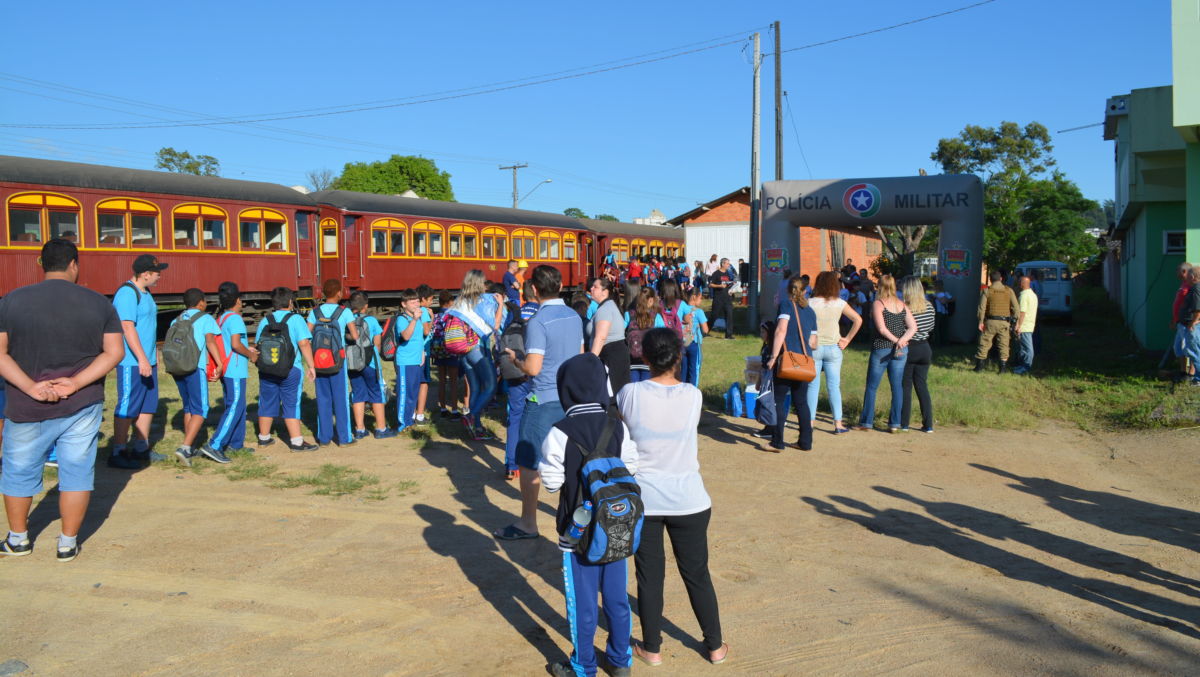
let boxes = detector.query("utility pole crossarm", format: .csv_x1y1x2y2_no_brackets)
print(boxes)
499,163,528,209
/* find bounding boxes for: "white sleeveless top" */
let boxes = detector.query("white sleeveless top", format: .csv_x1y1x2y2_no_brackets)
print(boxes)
616,380,711,516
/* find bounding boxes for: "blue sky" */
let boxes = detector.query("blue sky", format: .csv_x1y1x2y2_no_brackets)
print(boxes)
0,0,1174,221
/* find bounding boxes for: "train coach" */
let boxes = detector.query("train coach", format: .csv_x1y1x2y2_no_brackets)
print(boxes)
0,155,685,303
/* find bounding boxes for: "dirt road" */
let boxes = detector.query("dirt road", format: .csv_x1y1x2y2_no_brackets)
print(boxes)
1,415,1198,676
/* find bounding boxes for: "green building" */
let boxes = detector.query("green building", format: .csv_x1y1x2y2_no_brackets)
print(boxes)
1101,1,1200,349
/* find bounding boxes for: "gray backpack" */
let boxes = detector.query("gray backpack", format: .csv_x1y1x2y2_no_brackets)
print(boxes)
162,311,203,376
344,316,376,372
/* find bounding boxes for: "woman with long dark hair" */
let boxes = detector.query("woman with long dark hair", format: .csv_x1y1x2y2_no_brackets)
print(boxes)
587,276,630,396
765,276,819,452
625,287,664,383
618,328,729,667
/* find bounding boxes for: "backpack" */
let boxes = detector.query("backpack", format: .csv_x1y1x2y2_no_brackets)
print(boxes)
256,312,297,379
498,313,527,381
626,320,651,361
379,315,398,361
311,305,347,375
443,314,479,356
573,416,644,565
430,312,453,360
660,300,685,340
344,315,377,372
205,312,234,381
162,310,203,377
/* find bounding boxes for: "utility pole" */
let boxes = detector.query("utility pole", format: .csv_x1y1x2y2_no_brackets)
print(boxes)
748,32,762,331
774,21,783,181
499,163,527,208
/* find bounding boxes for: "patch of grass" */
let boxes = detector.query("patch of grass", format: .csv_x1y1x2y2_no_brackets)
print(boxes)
215,454,279,482
267,463,382,497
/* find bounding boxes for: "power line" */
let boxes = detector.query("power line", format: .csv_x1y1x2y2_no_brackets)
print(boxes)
0,32,759,131
782,92,813,180
781,0,999,53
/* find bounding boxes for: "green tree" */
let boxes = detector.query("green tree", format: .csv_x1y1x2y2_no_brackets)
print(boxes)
931,121,1095,269
332,155,454,201
593,214,619,222
155,147,220,176
563,207,588,219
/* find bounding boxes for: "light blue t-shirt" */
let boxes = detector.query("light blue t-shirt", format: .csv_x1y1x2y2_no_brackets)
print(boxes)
170,309,221,371
692,308,708,345
255,310,312,370
113,282,157,367
586,299,599,320
420,307,434,348
394,313,426,366
525,299,583,403
216,311,249,379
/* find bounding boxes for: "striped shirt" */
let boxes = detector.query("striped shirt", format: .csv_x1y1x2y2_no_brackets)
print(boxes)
911,308,935,343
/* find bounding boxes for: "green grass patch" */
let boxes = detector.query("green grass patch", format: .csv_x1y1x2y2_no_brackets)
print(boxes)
215,454,279,482
266,463,382,497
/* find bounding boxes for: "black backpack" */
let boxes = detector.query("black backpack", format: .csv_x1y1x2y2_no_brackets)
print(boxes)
162,310,203,376
345,315,376,372
574,416,644,565
256,312,297,379
311,305,347,375
498,312,527,381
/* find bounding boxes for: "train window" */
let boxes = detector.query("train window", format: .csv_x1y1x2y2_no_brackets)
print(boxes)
512,228,535,260
321,227,337,256
241,221,261,250
204,220,225,248
98,213,126,245
430,232,443,256
413,221,445,257
264,221,285,251
448,224,477,258
414,232,428,255
236,209,289,252
563,234,576,260
369,218,407,257
537,235,560,260
449,234,462,256
481,227,507,259
6,193,82,245
173,218,199,248
611,238,629,263
296,212,310,240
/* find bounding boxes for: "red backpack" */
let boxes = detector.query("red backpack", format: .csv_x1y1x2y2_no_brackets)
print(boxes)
660,300,685,340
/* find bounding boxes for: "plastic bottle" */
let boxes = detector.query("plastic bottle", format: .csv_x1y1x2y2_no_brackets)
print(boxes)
565,500,593,544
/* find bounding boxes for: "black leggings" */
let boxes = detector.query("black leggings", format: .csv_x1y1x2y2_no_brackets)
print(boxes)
598,339,631,398
634,509,723,653
901,340,933,429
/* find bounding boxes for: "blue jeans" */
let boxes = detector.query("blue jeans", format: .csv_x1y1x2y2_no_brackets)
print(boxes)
683,342,702,386
462,346,496,421
859,347,907,428
806,344,844,423
2,402,102,496
1013,332,1035,373
1185,324,1200,383
516,397,565,469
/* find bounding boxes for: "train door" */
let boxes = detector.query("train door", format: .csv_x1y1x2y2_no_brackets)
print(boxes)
295,211,318,298
318,216,341,294
342,214,362,289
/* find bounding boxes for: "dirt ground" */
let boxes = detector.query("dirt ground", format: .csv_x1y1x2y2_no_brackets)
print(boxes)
1,412,1198,676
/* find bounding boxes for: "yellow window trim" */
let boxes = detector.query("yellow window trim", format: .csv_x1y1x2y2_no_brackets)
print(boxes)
372,217,407,229
449,223,478,234
174,202,226,218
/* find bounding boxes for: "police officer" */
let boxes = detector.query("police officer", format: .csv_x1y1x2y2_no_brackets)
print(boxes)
975,271,1020,373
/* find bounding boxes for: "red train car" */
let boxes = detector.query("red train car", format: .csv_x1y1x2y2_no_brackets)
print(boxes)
0,155,686,303
0,155,320,303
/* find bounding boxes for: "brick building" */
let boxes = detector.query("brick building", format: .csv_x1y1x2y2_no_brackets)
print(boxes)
668,186,884,276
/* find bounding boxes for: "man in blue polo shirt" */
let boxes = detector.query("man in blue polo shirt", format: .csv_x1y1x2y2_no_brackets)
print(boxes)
111,254,167,469
494,265,583,541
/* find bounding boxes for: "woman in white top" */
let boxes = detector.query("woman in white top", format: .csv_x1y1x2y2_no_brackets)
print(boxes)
806,271,862,433
617,328,729,667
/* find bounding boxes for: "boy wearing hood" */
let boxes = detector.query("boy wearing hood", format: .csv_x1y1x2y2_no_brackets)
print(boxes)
539,353,639,677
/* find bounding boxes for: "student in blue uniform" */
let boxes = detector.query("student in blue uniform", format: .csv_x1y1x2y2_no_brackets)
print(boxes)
204,282,258,459
393,288,426,432
502,280,541,481
683,287,709,387
255,287,318,452
414,284,435,425
110,254,167,469
307,279,359,447
169,288,225,465
348,291,396,440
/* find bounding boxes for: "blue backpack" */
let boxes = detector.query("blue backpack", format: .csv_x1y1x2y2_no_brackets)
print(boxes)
574,416,644,565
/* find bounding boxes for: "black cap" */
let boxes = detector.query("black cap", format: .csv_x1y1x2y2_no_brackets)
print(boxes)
132,254,168,274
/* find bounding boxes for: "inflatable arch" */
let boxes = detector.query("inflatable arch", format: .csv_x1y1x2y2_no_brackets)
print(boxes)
760,175,984,343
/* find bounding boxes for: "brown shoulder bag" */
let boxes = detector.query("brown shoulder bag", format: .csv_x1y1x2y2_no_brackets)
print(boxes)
776,301,816,382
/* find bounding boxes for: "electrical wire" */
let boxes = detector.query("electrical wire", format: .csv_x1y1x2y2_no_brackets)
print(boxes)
781,0,999,53
782,91,813,180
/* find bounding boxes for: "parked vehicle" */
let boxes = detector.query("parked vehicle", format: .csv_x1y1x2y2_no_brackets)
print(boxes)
1014,260,1072,320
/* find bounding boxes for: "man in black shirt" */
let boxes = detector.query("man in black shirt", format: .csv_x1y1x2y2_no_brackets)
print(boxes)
709,258,736,339
0,239,124,562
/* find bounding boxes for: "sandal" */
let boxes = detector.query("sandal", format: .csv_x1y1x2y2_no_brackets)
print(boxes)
493,524,538,541
633,644,662,667
709,642,731,664
505,469,519,481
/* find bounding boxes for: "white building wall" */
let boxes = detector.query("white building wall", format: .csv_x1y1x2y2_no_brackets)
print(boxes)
684,223,749,265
